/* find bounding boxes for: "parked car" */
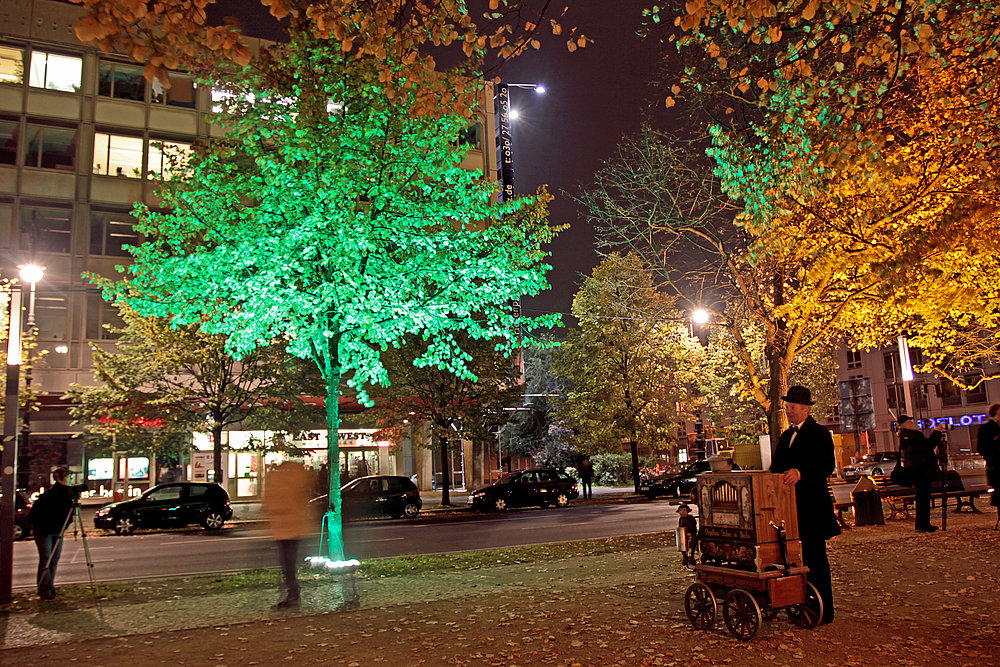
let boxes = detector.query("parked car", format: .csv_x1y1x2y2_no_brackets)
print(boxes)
468,469,579,512
842,452,900,480
2,490,31,541
642,460,742,498
313,475,423,521
94,482,232,535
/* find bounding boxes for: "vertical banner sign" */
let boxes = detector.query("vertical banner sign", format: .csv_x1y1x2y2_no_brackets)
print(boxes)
495,83,515,202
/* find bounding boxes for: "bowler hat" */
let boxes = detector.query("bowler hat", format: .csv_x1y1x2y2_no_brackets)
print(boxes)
898,414,913,425
781,385,814,405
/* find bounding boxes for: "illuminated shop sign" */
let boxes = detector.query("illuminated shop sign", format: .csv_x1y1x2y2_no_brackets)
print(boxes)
913,413,989,429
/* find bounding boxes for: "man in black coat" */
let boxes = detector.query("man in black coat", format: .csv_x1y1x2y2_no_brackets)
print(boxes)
977,403,1000,508
899,415,942,532
769,385,837,624
27,467,76,600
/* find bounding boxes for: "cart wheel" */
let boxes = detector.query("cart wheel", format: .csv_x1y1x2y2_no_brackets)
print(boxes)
787,582,824,629
684,582,717,630
723,588,762,641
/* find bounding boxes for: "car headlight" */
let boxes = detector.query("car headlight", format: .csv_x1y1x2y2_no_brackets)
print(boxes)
95,508,109,517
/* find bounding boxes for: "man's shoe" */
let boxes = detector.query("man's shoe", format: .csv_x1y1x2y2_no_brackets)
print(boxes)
916,525,939,533
274,597,300,609
39,591,56,601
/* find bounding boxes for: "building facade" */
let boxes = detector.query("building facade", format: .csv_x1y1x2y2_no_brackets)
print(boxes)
1,0,501,498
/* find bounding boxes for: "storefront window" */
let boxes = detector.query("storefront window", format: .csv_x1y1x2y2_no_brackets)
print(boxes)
28,51,82,92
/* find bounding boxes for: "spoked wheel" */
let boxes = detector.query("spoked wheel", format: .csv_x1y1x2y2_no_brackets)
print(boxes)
684,582,717,630
493,497,507,512
787,582,824,630
554,493,570,508
723,588,762,641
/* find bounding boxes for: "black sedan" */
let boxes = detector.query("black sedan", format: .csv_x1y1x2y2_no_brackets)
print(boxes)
94,482,233,535
642,460,742,498
468,469,579,512
313,475,423,520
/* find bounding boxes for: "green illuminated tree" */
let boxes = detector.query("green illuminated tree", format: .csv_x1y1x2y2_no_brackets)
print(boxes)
66,302,319,482
368,333,523,504
553,254,700,491
92,29,559,560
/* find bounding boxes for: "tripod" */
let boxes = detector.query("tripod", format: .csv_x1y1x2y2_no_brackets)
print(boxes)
40,499,100,598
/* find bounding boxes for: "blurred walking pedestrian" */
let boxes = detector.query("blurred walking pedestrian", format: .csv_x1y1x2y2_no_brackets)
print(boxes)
263,460,313,609
579,456,594,500
28,467,75,600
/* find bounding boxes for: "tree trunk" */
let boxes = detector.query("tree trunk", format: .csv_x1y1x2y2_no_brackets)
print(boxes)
211,419,224,487
438,431,452,505
321,336,345,561
629,427,641,494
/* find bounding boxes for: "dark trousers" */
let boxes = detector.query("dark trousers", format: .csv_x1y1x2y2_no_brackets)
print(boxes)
34,533,63,597
276,539,300,599
911,466,935,529
800,536,834,623
986,465,1000,507
581,479,592,499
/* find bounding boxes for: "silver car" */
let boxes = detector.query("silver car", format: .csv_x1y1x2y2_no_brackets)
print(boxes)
842,451,900,480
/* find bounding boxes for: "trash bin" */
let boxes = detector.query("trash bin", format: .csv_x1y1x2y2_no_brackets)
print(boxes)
851,477,884,526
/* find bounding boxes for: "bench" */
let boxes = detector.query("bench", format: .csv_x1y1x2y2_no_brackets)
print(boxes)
870,470,987,520
829,484,854,530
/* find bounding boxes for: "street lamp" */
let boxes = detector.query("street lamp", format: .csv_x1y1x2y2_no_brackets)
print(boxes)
17,264,42,492
495,81,546,202
1,282,24,604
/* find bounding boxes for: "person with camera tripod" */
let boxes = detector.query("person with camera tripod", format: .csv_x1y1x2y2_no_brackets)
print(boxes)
27,467,76,600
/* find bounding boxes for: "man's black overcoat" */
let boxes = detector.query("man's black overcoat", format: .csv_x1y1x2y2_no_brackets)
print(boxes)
769,415,838,541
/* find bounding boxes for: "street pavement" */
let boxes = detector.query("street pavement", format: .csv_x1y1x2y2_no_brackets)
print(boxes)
3,501,999,665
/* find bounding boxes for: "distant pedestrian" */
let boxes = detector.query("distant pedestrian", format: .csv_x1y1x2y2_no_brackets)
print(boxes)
898,415,943,533
977,403,1000,508
579,456,594,500
769,385,838,625
27,467,75,600
263,460,313,609
676,502,698,568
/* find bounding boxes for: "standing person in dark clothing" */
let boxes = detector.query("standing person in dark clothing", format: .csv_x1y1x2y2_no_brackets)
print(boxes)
769,385,838,625
898,415,942,532
263,460,313,609
579,456,594,500
977,403,1000,508
27,467,76,600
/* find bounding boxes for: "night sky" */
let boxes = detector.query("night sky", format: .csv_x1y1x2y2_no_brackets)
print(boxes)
495,2,665,324
216,1,667,326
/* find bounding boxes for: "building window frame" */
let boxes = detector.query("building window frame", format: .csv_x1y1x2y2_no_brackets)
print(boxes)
98,60,146,102
0,44,24,85
86,291,124,340
21,205,72,254
90,210,140,257
93,131,143,178
23,124,77,171
846,349,862,369
27,50,82,93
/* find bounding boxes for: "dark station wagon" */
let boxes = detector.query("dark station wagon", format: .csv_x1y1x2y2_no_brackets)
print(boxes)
468,469,579,512
94,482,233,535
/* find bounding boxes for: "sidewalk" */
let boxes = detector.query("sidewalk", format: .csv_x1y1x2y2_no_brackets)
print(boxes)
3,510,999,665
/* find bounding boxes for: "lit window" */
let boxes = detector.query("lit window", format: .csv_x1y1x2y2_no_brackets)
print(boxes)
28,51,82,92
148,139,191,179
93,132,143,177
24,125,77,170
846,349,862,369
90,210,140,257
0,119,17,165
0,45,23,84
21,206,72,254
98,61,146,101
152,72,196,108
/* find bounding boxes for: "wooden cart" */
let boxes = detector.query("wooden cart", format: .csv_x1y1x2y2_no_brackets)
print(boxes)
683,470,823,641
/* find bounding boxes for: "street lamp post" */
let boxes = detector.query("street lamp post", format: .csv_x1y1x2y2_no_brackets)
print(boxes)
18,264,43,491
1,283,24,604
494,82,545,203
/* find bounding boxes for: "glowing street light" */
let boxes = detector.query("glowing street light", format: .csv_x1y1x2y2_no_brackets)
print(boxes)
692,309,709,325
